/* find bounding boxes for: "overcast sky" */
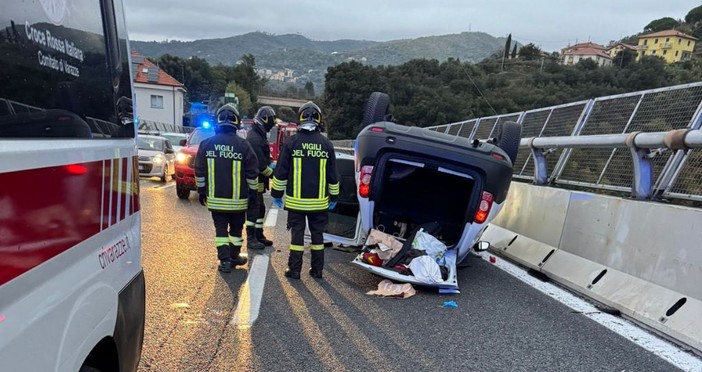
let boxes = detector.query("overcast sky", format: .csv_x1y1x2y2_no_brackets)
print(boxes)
123,0,699,51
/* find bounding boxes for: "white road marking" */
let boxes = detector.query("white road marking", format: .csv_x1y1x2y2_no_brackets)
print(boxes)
476,252,702,371
230,254,270,329
264,209,278,227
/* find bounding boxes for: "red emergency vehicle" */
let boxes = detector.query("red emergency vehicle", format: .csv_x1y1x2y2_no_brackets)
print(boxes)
174,127,216,199
269,121,299,161
0,0,144,370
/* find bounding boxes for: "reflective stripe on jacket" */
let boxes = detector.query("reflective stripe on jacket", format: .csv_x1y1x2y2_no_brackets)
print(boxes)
271,130,339,212
195,130,259,212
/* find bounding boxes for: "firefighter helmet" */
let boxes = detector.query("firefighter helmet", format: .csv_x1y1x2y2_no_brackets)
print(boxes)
298,101,322,131
254,106,277,132
215,104,240,129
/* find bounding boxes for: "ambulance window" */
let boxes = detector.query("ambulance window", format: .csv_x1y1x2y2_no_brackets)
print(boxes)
0,0,133,139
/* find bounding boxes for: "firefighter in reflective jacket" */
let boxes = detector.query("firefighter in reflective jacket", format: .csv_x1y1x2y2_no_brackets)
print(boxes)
271,102,339,279
244,106,277,249
195,104,260,273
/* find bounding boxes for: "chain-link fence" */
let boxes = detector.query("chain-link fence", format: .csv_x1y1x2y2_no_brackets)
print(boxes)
420,82,702,202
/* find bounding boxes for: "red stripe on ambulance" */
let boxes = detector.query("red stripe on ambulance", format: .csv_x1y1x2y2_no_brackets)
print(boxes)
0,158,137,286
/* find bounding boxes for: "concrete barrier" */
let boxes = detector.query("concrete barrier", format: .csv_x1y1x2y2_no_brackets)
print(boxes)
482,182,570,270
488,183,702,354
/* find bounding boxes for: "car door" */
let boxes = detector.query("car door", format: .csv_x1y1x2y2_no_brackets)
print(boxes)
321,151,365,247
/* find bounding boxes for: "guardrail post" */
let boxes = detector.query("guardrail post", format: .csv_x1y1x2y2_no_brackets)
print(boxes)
550,99,596,183
528,138,549,185
468,118,482,141
627,132,654,199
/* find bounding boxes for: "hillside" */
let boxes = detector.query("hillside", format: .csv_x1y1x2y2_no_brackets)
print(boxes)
131,31,507,90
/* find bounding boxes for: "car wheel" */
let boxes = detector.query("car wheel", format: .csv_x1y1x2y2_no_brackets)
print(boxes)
176,184,190,199
362,92,391,126
496,121,522,166
160,167,167,182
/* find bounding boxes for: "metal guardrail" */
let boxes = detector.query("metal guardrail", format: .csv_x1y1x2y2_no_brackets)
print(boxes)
336,82,702,201
421,82,702,202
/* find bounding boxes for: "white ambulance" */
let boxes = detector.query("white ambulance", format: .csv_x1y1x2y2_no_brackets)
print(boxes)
0,0,144,371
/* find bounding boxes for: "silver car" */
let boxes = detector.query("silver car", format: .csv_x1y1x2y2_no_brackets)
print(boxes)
138,135,175,182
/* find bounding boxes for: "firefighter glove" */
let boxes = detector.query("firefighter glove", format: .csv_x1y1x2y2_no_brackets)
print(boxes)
269,161,276,170
198,192,207,206
273,197,283,209
328,201,337,210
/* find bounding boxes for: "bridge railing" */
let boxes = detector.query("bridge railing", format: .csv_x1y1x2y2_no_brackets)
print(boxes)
423,82,702,202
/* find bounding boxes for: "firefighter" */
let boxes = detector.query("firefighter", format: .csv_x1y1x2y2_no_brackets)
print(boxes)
195,104,260,273
271,102,339,279
244,106,277,248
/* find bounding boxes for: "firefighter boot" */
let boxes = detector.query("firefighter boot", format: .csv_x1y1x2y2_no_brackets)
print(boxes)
284,251,303,279
256,228,273,246
309,249,324,279
246,227,265,250
217,245,232,273
229,243,248,268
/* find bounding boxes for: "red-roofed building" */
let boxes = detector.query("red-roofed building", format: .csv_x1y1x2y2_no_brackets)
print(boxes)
606,43,637,59
560,42,612,67
131,51,186,126
636,30,696,63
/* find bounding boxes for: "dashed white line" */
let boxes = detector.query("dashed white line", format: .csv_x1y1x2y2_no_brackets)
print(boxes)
230,254,270,329
477,252,702,372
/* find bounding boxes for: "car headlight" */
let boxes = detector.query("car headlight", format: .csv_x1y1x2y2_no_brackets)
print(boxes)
152,154,164,164
176,152,189,163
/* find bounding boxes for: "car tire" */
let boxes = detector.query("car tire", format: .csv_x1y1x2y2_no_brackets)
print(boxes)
160,167,167,183
176,184,190,199
362,92,391,126
497,121,522,166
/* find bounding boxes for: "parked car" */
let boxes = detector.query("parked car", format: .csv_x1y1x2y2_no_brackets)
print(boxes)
174,127,216,199
324,92,521,290
138,135,176,182
160,132,188,153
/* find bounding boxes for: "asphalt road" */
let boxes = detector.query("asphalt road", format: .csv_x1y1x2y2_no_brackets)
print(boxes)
137,178,680,372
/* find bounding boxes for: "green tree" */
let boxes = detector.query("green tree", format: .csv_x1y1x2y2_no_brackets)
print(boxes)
277,106,297,122
613,49,636,68
518,43,542,60
511,44,518,59
304,81,315,98
225,82,253,117
685,5,702,25
643,17,681,33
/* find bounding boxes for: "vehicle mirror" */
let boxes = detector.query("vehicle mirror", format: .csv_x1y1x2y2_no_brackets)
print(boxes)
165,148,174,154
180,139,187,146
475,241,490,252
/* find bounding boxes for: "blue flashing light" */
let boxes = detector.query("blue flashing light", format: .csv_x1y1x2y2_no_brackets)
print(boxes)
202,121,211,129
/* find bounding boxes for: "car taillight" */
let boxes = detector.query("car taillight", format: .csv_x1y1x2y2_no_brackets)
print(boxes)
474,191,494,224
370,127,384,133
359,165,373,198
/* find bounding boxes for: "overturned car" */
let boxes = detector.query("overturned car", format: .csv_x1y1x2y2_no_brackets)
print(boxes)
323,92,521,291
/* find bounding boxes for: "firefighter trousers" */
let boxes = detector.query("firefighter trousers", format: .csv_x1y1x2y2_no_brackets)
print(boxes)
287,211,327,252
212,212,245,259
245,191,266,229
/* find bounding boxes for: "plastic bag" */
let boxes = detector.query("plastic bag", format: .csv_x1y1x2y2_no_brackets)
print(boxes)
408,255,443,284
412,228,447,265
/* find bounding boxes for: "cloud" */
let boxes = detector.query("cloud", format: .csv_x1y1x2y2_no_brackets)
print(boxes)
123,0,699,51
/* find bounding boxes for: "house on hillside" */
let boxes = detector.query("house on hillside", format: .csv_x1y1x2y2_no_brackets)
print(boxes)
560,42,612,67
606,43,637,59
131,51,186,126
636,30,697,63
